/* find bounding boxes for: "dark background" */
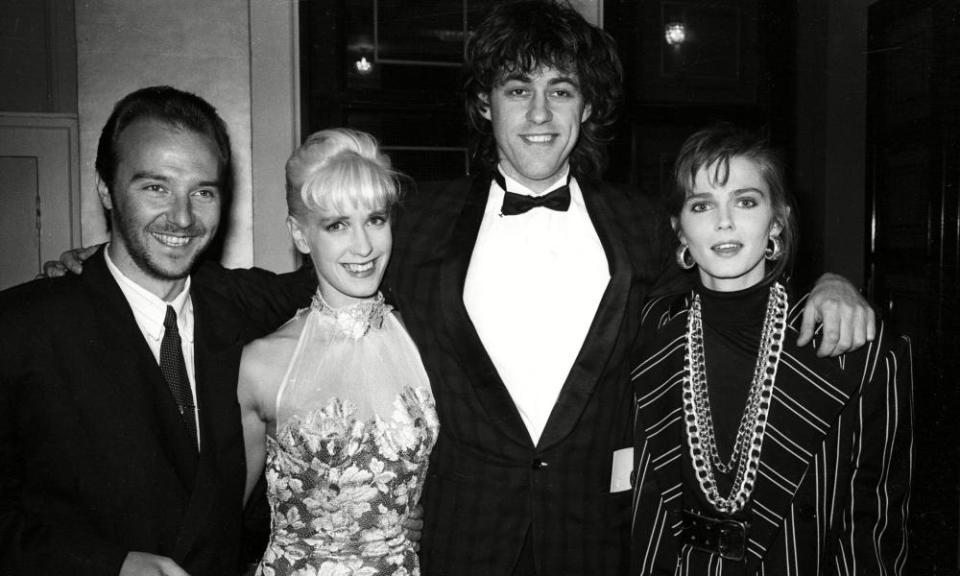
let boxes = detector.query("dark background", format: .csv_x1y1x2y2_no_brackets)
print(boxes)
300,1,959,572
1,0,956,572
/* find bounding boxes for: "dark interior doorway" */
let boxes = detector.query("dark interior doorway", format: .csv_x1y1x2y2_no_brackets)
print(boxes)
868,0,960,573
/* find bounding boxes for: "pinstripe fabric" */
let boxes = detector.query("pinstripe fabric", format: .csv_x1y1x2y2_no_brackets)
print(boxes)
387,175,675,575
630,292,914,575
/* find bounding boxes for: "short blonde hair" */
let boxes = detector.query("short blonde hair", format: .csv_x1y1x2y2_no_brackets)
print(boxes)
285,128,398,219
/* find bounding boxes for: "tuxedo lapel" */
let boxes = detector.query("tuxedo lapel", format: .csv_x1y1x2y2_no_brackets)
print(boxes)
436,176,532,444
538,179,634,450
80,251,198,491
741,336,857,568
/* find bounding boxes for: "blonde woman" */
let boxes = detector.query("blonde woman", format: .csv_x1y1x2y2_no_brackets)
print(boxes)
239,129,437,576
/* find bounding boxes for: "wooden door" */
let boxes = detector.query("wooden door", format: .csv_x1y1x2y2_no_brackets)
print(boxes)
0,114,80,290
867,1,959,572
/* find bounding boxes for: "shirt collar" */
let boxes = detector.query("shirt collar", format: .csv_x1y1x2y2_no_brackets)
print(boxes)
495,164,572,196
104,246,194,343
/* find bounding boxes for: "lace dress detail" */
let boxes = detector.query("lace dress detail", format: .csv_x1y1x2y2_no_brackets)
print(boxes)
257,292,438,576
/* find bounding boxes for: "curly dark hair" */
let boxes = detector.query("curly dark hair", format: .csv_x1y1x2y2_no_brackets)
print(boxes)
465,0,624,177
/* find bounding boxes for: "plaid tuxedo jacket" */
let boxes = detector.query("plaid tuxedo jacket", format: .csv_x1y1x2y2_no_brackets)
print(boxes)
388,175,677,576
630,291,914,575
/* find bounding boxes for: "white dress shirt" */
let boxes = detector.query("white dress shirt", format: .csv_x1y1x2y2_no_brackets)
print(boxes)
463,167,609,445
105,248,201,448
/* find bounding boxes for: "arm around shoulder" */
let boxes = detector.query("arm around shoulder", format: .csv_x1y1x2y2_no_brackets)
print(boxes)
196,262,316,340
798,273,877,357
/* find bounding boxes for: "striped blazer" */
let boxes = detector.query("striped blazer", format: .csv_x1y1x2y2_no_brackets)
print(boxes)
630,291,914,575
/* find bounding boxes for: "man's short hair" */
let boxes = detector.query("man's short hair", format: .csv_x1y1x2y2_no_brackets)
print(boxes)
95,85,233,196
465,0,624,177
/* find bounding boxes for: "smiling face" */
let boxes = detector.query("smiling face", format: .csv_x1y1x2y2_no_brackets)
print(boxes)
289,202,392,308
99,119,222,300
676,155,782,292
480,65,592,192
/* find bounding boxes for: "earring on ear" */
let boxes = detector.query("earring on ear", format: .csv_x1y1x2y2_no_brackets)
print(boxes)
765,235,783,261
676,244,696,270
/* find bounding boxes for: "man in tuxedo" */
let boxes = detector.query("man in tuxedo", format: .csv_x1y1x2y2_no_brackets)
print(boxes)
0,86,311,576
387,2,874,575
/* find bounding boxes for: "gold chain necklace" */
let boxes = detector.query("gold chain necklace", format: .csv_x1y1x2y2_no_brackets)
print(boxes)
682,282,787,514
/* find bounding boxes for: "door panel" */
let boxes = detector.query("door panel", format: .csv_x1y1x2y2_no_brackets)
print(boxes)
0,157,40,290
0,114,80,290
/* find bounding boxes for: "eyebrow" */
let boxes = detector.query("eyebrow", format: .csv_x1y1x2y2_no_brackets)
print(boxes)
500,73,581,88
130,171,220,189
546,75,580,88
686,187,764,201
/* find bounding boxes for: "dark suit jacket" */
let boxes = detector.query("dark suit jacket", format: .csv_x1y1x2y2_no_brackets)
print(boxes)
0,249,313,576
630,292,913,575
388,175,680,576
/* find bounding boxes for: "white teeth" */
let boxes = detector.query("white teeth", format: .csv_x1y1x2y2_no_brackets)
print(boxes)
344,262,374,272
154,233,191,247
524,135,553,143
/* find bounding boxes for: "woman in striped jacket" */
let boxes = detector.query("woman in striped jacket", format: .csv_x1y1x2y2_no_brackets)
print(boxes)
630,123,913,575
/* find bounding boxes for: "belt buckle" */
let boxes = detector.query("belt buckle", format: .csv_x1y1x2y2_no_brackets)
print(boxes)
680,509,749,562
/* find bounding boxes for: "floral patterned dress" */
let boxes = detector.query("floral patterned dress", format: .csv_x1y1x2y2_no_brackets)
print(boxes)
256,292,438,576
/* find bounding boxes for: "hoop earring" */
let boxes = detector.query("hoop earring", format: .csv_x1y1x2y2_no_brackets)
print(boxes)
765,236,783,261
676,244,696,270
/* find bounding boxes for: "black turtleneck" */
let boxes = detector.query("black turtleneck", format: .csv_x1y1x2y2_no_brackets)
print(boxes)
697,281,771,460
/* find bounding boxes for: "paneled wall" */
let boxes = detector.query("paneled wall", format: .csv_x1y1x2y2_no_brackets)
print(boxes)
75,0,254,266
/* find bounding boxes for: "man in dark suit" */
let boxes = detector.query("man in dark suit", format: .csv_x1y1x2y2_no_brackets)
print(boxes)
388,2,874,575
0,86,311,576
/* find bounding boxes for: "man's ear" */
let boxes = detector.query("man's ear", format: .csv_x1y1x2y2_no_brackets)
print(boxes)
96,175,113,211
581,103,592,123
478,93,492,121
286,216,311,255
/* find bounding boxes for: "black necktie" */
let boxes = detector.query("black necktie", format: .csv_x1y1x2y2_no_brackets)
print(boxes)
494,172,572,216
161,306,198,451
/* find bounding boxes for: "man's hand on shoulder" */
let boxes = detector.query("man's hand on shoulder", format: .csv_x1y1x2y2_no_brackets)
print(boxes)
120,551,190,576
798,272,876,357
40,244,99,278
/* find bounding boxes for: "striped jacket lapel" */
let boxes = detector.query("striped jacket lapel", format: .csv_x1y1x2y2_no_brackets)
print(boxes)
742,327,859,569
633,300,689,530
633,295,863,570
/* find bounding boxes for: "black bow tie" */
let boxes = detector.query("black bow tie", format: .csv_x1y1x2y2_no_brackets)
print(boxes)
494,172,572,216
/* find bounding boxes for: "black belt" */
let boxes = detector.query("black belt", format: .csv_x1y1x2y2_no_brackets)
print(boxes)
679,509,749,562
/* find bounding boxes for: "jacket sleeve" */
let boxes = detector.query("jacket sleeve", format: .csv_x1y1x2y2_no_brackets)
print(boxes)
196,261,316,341
840,326,914,574
0,293,127,576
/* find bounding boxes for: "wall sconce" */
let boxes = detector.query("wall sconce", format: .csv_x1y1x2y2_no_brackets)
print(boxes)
664,22,686,46
355,56,373,74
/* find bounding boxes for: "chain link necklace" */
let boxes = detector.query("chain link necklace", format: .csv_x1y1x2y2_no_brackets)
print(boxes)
682,282,787,514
